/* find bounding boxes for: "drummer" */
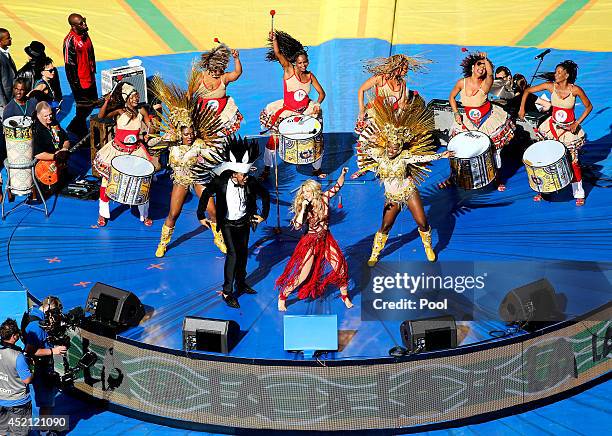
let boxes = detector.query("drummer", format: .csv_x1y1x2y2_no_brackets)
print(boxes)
259,29,326,179
441,52,515,191
518,60,592,206
93,82,155,227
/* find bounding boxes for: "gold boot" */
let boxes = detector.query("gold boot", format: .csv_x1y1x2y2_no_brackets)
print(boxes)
367,232,389,267
418,226,436,262
210,222,227,254
155,224,174,258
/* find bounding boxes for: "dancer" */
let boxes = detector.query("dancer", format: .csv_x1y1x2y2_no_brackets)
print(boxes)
356,54,430,169
93,82,154,227
442,52,515,191
276,168,353,311
518,60,592,206
197,40,243,138
150,71,228,257
259,29,326,179
197,137,270,309
353,98,453,264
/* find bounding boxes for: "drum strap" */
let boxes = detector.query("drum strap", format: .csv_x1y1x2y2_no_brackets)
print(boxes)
464,101,492,128
198,96,228,115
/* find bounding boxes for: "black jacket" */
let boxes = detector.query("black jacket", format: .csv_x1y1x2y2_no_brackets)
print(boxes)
63,31,96,93
16,60,63,101
197,171,270,227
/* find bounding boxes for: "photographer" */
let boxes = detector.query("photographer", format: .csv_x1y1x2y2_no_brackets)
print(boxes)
23,296,67,417
0,318,32,436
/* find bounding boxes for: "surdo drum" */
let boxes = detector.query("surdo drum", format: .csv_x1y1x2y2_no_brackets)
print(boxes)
106,155,154,205
447,131,496,190
277,115,323,165
523,140,572,193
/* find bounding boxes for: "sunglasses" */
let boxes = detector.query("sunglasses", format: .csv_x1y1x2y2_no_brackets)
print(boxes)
43,68,56,73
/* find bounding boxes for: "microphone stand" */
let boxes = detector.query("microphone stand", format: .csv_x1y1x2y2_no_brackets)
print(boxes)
529,56,546,87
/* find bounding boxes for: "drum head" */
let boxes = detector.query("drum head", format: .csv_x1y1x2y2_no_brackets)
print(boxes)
278,115,321,140
447,131,491,158
111,155,155,176
523,140,565,166
3,116,33,128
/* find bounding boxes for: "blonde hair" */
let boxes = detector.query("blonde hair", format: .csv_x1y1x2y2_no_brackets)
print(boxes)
364,54,431,78
291,179,324,226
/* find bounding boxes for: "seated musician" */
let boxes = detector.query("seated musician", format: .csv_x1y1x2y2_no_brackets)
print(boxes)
2,78,38,120
32,101,70,192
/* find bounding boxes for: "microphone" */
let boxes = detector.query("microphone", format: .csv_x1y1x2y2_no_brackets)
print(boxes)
534,49,551,60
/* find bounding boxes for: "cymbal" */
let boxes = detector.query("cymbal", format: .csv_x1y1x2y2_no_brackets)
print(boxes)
490,79,515,99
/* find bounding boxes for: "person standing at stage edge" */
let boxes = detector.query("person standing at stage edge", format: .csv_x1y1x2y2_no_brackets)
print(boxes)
63,13,98,138
0,28,17,111
197,137,270,309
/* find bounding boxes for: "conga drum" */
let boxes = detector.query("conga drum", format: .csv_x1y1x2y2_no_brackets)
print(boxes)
106,155,154,205
447,131,496,190
278,115,323,164
3,116,34,195
89,115,115,178
523,140,572,193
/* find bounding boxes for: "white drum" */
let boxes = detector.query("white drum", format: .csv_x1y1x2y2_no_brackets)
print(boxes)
278,115,323,164
3,116,34,195
523,140,572,193
447,131,496,189
106,155,154,205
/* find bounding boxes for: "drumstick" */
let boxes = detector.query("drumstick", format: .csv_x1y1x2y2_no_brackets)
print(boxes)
270,10,276,31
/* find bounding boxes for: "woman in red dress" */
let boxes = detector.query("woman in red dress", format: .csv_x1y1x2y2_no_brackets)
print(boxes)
276,168,353,311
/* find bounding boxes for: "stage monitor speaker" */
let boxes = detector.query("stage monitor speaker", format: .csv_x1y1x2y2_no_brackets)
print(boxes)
400,315,457,353
182,317,240,354
499,278,561,330
283,315,338,358
101,60,147,102
85,283,145,328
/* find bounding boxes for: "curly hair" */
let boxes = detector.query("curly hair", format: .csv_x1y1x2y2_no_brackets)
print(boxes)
291,179,324,228
557,60,578,83
460,53,494,78
266,30,308,64
364,54,431,77
199,43,231,76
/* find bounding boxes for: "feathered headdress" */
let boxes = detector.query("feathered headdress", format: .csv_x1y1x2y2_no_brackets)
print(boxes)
199,41,231,74
266,30,307,63
149,66,224,151
358,98,436,184
364,54,432,76
214,135,260,175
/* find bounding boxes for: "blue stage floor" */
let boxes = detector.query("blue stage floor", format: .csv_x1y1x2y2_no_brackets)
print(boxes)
0,40,610,432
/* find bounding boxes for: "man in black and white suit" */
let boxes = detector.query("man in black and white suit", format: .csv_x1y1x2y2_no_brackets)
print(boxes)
197,137,270,309
0,28,17,111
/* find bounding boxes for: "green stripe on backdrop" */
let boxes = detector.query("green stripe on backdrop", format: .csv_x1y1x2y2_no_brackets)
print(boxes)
124,0,197,52
517,0,591,46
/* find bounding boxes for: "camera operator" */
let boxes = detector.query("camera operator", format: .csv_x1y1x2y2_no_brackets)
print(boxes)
0,318,32,436
23,296,67,417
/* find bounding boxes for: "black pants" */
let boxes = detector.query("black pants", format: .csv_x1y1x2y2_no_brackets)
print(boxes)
0,401,32,436
220,218,251,295
67,83,98,137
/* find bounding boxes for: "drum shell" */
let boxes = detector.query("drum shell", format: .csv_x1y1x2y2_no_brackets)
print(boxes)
523,142,572,193
448,132,496,190
107,156,154,205
278,116,324,165
3,117,34,195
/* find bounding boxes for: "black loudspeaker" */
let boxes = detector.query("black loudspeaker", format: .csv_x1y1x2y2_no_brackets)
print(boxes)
85,283,145,328
400,315,457,353
182,317,240,354
499,279,561,330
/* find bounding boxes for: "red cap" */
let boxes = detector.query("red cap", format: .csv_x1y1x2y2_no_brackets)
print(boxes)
270,10,276,16
214,38,220,43
461,47,468,52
